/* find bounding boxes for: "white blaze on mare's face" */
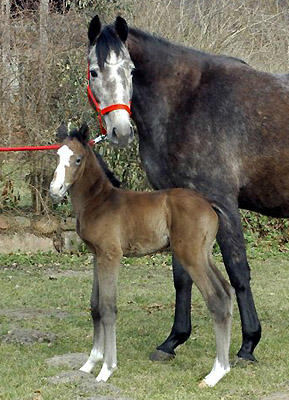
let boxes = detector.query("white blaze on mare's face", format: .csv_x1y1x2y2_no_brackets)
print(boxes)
88,46,134,147
51,145,74,196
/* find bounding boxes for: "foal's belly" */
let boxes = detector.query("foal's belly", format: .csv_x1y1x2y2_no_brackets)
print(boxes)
122,216,170,257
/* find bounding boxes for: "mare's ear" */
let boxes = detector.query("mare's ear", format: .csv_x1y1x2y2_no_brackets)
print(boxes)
79,123,90,144
88,15,101,45
57,122,68,142
115,16,128,43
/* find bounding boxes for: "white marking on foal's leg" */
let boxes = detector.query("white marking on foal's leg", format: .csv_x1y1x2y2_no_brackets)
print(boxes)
96,362,117,382
200,357,230,387
80,348,104,373
80,323,104,373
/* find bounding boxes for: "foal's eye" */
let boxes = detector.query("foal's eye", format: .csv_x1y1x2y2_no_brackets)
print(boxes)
90,70,98,78
75,157,82,165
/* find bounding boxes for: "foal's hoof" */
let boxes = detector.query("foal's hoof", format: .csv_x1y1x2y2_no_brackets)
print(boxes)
198,380,208,389
149,349,175,362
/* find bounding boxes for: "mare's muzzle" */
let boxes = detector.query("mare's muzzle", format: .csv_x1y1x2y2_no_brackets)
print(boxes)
109,122,134,148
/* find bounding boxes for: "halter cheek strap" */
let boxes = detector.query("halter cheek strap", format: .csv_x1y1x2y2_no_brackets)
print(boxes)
87,63,131,136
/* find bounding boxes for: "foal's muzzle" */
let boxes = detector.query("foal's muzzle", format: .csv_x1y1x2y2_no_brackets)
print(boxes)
49,182,67,202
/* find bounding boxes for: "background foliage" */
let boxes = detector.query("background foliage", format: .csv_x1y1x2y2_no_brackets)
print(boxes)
1,0,289,249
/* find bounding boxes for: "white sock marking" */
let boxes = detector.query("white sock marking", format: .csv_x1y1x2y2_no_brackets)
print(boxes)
96,362,117,382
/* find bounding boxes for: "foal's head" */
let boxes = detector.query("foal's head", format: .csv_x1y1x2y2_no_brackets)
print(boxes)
50,123,91,201
88,15,134,148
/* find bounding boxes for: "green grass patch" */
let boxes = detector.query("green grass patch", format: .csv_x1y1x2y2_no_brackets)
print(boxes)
1,251,289,399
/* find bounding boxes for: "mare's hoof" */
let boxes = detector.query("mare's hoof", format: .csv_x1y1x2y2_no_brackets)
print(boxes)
232,356,257,368
149,349,175,362
236,349,257,362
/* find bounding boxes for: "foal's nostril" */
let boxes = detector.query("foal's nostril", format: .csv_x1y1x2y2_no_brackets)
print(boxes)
59,184,64,191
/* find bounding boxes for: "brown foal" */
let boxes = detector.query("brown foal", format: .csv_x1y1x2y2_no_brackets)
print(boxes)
50,123,234,387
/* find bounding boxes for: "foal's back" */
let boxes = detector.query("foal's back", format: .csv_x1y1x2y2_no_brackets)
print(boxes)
92,187,218,258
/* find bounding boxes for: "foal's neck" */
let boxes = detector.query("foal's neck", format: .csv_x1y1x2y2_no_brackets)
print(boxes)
69,147,113,218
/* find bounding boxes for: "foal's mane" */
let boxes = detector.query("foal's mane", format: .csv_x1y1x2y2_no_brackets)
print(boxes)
68,128,121,188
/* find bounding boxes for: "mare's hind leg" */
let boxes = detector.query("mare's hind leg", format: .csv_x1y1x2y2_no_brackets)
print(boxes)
80,257,104,373
217,205,261,361
150,255,192,361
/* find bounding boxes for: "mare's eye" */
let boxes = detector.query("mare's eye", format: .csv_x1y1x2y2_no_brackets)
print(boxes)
76,157,82,165
90,70,98,78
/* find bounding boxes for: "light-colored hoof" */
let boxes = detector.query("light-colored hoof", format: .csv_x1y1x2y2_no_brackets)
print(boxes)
96,363,116,382
198,379,208,388
80,360,95,374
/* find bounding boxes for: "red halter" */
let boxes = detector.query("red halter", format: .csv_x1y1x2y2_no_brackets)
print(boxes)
87,63,131,136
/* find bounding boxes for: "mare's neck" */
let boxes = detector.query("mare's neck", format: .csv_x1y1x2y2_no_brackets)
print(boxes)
69,147,112,219
127,29,201,132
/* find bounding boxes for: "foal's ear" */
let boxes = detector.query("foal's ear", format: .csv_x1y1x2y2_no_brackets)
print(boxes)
79,123,90,144
88,15,101,45
115,16,128,43
57,122,68,142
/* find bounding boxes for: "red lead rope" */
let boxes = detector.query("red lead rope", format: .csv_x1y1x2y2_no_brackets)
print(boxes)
0,63,131,152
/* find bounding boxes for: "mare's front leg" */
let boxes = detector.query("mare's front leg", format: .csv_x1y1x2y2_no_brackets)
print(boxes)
150,255,193,361
217,205,261,361
80,257,104,373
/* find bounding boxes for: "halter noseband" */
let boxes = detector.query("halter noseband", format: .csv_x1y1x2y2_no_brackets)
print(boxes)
87,63,131,136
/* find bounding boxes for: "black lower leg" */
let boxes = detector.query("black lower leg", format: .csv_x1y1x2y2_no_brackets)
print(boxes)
217,207,261,361
150,256,192,360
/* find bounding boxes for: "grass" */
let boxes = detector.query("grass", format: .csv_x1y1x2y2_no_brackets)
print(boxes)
1,249,289,399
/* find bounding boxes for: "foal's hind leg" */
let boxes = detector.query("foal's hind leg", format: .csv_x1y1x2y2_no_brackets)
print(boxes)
176,249,233,387
200,261,234,387
80,257,104,373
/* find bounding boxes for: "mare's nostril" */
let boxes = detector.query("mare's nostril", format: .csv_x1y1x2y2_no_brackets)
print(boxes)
59,184,63,191
112,127,117,140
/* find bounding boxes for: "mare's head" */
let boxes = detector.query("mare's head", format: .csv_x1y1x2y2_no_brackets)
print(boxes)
50,123,91,201
88,15,134,148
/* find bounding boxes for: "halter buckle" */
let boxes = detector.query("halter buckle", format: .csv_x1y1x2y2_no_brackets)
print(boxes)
92,134,107,144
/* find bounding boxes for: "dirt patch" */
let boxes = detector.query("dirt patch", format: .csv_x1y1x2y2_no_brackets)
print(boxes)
44,268,91,279
260,393,289,400
46,356,133,400
79,397,133,400
1,328,56,345
0,307,70,319
46,353,88,369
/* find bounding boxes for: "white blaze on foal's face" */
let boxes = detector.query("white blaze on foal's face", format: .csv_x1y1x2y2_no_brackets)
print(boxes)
50,145,74,199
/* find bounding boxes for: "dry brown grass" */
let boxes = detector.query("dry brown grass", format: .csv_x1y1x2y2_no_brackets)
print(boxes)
1,0,289,214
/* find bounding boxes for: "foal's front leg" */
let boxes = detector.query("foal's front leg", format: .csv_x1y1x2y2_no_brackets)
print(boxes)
80,257,104,373
95,256,120,382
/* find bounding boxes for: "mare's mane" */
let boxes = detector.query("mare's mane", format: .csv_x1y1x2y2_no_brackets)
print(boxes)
94,25,247,68
94,25,123,69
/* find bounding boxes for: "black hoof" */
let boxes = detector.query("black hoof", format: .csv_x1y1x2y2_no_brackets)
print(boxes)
149,349,175,362
231,355,257,368
236,349,258,362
